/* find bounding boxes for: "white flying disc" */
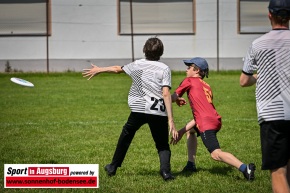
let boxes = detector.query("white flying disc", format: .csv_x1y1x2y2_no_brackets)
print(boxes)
10,77,34,87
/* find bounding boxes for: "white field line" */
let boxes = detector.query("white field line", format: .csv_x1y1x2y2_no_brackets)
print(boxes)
0,118,257,127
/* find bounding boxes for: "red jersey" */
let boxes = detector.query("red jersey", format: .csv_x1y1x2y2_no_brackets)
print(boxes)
175,77,221,132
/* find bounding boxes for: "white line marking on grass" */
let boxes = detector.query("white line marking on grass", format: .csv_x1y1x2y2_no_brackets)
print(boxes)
223,118,257,122
1,119,257,128
1,121,122,126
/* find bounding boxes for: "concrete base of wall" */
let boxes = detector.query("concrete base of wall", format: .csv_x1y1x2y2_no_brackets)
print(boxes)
0,58,244,73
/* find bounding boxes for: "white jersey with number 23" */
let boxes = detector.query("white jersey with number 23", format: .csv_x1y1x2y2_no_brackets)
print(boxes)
122,59,171,117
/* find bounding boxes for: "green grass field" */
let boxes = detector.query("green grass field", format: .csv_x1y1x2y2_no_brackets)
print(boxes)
0,71,271,193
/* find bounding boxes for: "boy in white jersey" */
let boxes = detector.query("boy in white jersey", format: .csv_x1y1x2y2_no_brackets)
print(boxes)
83,37,178,181
240,0,290,192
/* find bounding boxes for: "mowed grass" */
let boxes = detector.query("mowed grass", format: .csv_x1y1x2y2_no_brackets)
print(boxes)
0,71,271,193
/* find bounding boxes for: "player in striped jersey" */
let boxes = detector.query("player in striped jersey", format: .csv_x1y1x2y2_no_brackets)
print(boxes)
240,0,290,192
83,37,178,181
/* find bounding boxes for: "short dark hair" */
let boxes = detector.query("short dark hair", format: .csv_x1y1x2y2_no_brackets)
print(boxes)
268,0,290,23
143,37,164,61
271,11,290,24
192,64,209,79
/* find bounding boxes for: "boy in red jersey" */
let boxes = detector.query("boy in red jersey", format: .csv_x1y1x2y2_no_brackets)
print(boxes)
171,57,256,181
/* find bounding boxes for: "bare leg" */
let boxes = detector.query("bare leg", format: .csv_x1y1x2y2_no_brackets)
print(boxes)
210,148,255,181
182,130,197,172
210,149,243,169
186,130,197,163
287,160,290,188
271,166,290,193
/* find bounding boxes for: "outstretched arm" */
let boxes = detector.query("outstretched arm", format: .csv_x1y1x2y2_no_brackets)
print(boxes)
171,119,196,145
82,63,124,80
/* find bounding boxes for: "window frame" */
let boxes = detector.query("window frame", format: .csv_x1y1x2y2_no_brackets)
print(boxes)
237,0,271,34
0,0,51,37
118,0,196,35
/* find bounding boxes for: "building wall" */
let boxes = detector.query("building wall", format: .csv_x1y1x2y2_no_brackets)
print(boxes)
0,0,268,72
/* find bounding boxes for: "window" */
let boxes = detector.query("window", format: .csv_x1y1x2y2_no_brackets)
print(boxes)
238,0,271,34
119,0,195,35
0,0,51,36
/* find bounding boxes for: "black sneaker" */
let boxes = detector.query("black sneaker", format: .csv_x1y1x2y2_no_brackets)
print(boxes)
243,163,256,181
182,165,197,172
104,164,117,177
160,170,175,181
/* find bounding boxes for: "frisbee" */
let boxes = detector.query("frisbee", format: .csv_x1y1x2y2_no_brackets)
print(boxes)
10,77,34,87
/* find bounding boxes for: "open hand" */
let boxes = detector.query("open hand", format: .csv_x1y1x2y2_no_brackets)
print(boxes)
170,128,186,145
82,63,101,80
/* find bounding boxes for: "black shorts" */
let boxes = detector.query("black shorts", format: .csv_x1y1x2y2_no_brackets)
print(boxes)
260,120,290,170
200,130,221,153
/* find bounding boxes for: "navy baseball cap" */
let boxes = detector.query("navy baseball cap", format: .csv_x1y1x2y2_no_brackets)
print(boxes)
268,0,290,16
183,57,209,71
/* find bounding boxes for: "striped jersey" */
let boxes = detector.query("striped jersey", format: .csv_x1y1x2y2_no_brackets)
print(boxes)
242,29,290,123
122,59,171,116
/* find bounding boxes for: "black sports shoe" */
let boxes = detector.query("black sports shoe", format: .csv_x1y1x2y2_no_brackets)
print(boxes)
160,170,175,181
104,164,117,177
182,164,197,172
243,163,256,181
